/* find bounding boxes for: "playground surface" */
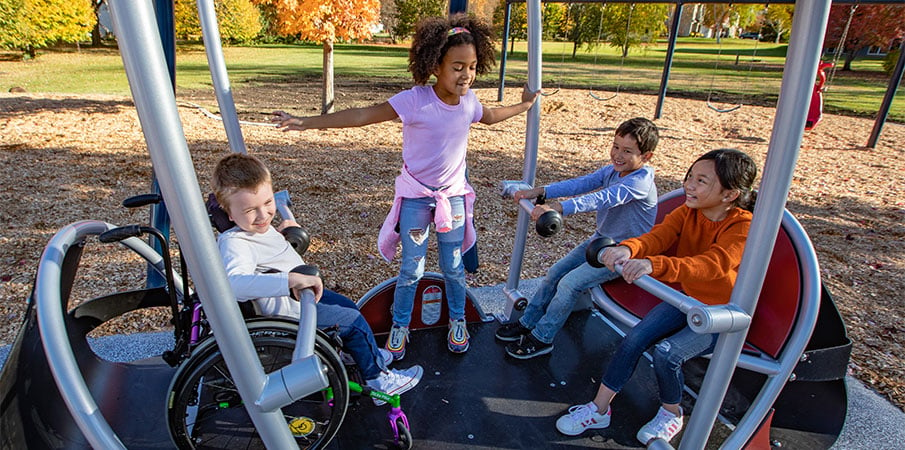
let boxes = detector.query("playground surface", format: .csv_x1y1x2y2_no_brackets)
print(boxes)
1,278,903,449
0,86,903,416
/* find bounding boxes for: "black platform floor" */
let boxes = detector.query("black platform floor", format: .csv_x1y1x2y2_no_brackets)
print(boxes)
334,312,707,450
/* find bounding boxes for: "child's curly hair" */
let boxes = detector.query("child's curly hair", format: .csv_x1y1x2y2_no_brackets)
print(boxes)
408,14,497,85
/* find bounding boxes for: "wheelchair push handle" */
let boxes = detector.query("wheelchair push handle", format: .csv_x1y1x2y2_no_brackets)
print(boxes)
500,181,563,237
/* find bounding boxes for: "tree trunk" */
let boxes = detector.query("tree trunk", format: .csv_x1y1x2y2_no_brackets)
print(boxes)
92,25,102,46
91,0,103,46
843,51,855,71
322,39,335,114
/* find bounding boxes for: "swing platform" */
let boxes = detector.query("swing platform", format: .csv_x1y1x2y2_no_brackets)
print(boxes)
0,289,848,449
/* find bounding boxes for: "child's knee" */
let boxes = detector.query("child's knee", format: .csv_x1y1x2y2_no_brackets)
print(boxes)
652,341,682,369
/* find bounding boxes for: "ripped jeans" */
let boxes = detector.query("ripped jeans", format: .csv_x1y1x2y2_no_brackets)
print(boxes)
601,302,718,405
392,195,466,327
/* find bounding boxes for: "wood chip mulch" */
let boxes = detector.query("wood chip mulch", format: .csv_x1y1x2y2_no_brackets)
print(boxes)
1,83,903,411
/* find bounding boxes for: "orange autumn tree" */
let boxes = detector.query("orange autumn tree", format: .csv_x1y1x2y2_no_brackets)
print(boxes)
257,0,380,113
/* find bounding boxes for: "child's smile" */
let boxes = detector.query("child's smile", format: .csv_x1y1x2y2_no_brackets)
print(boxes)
226,184,277,234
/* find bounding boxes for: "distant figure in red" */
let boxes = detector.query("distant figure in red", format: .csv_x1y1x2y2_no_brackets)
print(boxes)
805,61,835,131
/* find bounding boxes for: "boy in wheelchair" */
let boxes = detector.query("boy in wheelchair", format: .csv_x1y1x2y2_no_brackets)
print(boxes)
212,153,422,404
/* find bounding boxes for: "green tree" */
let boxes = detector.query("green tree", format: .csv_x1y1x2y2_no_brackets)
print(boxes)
541,3,566,42
0,0,94,58
702,3,733,43
392,0,444,42
174,0,262,44
762,4,793,43
597,3,667,58
733,4,763,36
493,1,526,52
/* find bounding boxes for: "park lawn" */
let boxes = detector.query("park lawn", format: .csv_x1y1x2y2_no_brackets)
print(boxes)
1,39,901,122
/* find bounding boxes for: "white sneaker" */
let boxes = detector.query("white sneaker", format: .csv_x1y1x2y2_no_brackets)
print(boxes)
636,406,683,445
367,365,423,406
378,348,393,367
555,402,611,436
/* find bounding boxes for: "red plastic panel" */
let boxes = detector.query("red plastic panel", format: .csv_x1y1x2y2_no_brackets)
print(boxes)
358,274,484,335
601,191,802,359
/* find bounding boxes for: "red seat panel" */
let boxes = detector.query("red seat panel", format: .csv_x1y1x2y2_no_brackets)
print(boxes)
601,191,801,359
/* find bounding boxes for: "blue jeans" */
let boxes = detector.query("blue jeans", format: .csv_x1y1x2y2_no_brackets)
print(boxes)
392,196,466,327
519,238,619,344
318,290,386,380
601,302,718,405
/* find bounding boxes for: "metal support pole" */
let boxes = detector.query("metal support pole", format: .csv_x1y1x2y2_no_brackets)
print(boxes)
498,1,513,102
450,0,467,14
680,0,832,447
655,2,683,119
867,39,905,148
196,0,247,154
107,1,298,447
503,0,543,319
147,0,176,288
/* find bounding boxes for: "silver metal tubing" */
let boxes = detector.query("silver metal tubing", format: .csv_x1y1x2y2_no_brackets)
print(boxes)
722,210,823,448
36,220,126,450
683,0,832,446
588,286,781,376
196,0,247,154
257,290,328,412
293,289,318,361
107,0,298,447
504,0,543,317
274,190,297,223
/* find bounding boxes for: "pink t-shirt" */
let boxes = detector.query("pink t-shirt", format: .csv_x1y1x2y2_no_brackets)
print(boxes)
387,85,483,188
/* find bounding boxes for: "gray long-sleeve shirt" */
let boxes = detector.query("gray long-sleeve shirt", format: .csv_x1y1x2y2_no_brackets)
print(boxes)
544,165,657,242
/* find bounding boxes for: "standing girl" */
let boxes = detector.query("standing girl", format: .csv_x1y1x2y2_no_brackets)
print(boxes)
554,149,758,445
272,15,539,360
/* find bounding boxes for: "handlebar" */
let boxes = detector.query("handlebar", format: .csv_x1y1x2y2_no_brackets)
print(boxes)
500,181,563,237
584,236,751,335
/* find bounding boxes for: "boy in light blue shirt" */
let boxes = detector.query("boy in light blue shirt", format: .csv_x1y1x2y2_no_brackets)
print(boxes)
496,117,660,359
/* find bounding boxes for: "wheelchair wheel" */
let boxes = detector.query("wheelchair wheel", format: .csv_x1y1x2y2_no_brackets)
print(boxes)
167,320,349,449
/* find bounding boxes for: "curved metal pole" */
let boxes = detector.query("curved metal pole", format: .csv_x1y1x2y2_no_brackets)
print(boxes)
196,0,247,154
680,1,833,447
498,1,513,102
37,221,127,450
107,1,298,447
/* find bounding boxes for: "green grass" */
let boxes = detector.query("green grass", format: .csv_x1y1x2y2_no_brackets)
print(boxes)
1,38,901,122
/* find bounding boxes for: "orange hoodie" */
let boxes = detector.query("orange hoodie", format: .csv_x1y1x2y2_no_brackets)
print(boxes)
620,204,752,305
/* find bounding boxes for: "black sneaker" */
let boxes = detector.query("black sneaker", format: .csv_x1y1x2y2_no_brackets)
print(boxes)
506,334,554,359
495,321,531,342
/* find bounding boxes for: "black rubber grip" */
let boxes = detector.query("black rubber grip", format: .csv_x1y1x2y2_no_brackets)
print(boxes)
99,225,143,243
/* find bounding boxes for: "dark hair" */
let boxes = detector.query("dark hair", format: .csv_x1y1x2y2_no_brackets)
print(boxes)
408,14,496,85
211,153,272,212
685,149,758,211
616,117,659,154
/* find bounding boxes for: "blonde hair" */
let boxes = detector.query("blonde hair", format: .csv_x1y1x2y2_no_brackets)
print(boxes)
211,153,272,212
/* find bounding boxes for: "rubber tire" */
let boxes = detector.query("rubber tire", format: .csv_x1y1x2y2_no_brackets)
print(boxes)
166,320,349,449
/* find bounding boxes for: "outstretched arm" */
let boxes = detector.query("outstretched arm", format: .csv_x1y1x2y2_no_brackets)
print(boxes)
272,102,398,131
479,84,540,125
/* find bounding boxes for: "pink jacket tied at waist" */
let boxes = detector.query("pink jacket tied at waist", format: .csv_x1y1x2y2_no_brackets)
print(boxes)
378,166,476,262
